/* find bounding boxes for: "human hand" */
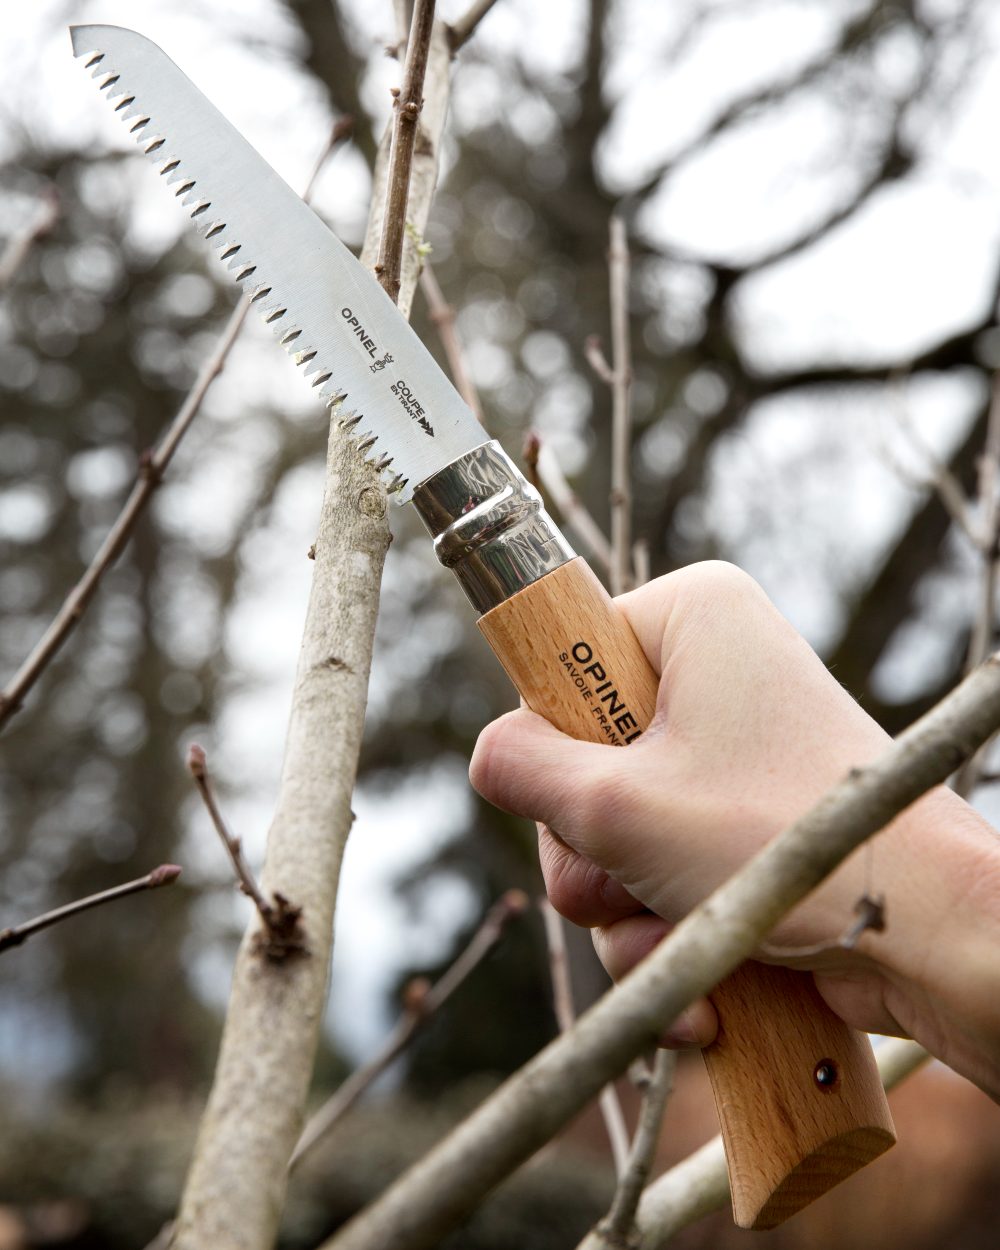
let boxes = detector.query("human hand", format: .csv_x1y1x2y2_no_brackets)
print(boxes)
470,562,1000,1094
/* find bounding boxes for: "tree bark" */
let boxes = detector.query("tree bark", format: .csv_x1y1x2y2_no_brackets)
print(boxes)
172,17,456,1250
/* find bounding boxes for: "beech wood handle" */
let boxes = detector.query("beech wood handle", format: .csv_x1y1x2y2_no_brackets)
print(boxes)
478,557,895,1228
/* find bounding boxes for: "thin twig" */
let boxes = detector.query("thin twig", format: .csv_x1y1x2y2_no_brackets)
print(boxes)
187,744,272,920
375,0,437,304
954,377,1000,795
583,1050,677,1250
757,891,886,963
585,334,615,386
539,898,630,1178
886,376,977,543
187,744,305,962
0,185,59,290
419,261,485,423
523,433,614,573
965,374,1000,666
632,538,651,587
290,889,528,1169
0,128,352,733
0,864,181,955
447,0,502,51
303,115,356,200
0,301,246,730
608,216,633,597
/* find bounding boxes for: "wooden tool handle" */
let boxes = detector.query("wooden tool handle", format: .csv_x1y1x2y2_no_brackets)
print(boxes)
478,557,895,1228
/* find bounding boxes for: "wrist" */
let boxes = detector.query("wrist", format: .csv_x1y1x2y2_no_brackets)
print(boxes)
861,787,1000,1098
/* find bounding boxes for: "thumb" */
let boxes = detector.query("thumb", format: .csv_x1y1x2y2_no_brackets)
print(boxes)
469,707,630,860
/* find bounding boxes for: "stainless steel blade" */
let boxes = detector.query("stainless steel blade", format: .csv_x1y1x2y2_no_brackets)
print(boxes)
70,24,487,501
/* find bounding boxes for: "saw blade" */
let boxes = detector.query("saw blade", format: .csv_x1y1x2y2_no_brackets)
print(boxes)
70,24,487,501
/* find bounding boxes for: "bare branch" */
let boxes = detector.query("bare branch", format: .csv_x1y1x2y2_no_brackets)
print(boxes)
954,374,1000,795
0,127,352,732
420,261,485,423
758,891,886,964
540,899,630,1176
290,889,527,1170
632,537,651,587
523,433,613,574
448,0,502,51
580,1050,677,1250
608,215,634,597
321,651,1000,1250
0,185,59,290
965,374,1000,662
375,0,437,304
0,300,245,731
303,115,356,200
172,22,459,1248
186,744,304,961
585,334,615,386
887,378,978,543
0,864,181,956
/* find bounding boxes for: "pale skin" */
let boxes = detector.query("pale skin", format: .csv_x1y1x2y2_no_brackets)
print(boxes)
469,562,1000,1101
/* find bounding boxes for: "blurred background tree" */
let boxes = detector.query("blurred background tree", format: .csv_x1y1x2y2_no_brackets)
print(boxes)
3,0,1000,1246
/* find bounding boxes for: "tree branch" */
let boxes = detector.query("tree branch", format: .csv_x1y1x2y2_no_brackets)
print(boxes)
580,1050,677,1250
540,898,630,1177
523,433,613,574
608,215,633,596
187,745,305,961
419,261,485,423
447,0,502,52
0,185,59,290
171,20,459,1249
290,889,527,1169
0,124,352,733
0,864,181,956
375,0,436,304
321,652,1000,1250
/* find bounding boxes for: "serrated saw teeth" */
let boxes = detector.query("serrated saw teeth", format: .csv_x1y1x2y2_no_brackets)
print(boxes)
73,24,486,503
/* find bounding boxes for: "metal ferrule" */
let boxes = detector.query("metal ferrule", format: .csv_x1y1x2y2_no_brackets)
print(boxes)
411,441,576,614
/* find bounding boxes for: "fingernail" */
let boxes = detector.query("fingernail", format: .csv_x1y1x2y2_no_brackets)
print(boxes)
660,1009,702,1049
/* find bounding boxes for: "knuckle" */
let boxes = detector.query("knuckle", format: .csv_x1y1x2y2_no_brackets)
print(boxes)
683,559,761,602
541,839,605,924
468,714,515,805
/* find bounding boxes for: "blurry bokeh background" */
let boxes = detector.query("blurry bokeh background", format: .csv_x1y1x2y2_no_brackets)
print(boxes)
3,1,1000,1246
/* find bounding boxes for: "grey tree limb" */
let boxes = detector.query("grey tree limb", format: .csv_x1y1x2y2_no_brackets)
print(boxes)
170,17,459,1250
